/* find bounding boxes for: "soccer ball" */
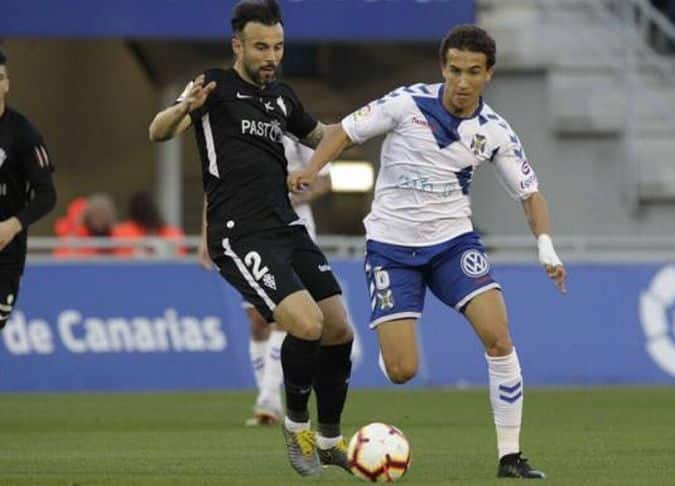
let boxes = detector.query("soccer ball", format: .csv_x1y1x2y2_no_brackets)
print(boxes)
347,422,411,482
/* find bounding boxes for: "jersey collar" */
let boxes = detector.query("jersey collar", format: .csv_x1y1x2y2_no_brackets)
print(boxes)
438,85,484,121
229,67,278,96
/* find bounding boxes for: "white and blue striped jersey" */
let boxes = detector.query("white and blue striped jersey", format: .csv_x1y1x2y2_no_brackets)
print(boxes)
341,83,539,246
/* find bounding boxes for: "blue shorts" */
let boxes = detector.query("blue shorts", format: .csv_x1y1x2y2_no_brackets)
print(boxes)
364,231,500,328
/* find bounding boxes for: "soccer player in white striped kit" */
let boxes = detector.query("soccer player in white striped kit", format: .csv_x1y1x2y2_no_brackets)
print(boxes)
290,25,566,479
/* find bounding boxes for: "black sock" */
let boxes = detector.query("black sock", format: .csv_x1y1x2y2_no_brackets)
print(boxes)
314,340,353,438
281,334,320,423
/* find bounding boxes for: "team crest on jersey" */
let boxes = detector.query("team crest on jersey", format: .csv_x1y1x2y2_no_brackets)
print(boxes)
470,133,488,158
0,147,6,168
460,250,490,278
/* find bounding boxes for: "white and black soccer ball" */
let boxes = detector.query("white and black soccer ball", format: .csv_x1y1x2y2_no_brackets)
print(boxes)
347,422,411,482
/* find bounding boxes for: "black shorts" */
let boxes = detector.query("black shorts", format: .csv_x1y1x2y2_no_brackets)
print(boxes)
211,225,341,322
0,268,21,329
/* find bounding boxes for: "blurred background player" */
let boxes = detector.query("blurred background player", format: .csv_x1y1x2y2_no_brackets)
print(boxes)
0,49,57,328
199,134,332,427
149,0,354,477
290,25,567,479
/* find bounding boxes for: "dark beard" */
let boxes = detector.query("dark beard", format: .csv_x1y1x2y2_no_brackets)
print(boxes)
245,63,277,86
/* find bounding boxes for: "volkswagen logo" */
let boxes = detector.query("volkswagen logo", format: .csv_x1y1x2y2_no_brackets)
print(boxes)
460,250,489,278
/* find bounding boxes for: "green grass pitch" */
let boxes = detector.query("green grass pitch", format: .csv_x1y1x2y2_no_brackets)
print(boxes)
0,388,673,485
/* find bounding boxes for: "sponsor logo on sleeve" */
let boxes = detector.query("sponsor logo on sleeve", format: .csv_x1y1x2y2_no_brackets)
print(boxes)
352,105,372,121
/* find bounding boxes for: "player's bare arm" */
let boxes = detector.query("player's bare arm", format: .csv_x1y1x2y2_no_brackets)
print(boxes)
521,192,567,294
148,74,216,142
289,124,352,192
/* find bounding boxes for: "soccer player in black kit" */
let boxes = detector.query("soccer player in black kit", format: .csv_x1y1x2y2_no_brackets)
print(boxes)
0,49,57,329
149,1,353,477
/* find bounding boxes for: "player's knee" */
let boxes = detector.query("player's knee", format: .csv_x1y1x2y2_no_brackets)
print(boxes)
295,323,323,341
334,323,354,344
292,308,324,341
386,360,418,384
321,318,353,345
485,334,513,357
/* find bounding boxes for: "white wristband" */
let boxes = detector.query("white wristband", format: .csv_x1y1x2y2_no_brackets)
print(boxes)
537,234,562,267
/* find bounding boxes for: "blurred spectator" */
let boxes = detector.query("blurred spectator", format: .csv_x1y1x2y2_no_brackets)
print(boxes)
54,193,117,257
113,190,185,257
53,196,87,239
83,193,117,238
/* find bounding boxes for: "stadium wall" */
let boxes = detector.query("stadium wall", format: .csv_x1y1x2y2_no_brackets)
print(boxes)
475,72,675,237
0,0,474,40
1,261,674,392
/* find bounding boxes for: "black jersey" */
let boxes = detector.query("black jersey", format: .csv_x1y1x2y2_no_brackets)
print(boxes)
0,107,56,271
186,68,317,243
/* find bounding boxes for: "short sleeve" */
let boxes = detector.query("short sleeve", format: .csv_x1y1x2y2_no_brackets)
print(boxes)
285,91,317,140
341,93,407,144
178,70,220,122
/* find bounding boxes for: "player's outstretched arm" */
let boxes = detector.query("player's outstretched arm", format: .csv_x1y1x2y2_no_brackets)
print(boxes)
521,192,567,294
149,74,216,142
288,124,351,192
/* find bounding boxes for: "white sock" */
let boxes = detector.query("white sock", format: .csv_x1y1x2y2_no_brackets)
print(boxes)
486,348,523,459
316,434,343,449
257,330,286,412
284,416,310,432
249,338,268,391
